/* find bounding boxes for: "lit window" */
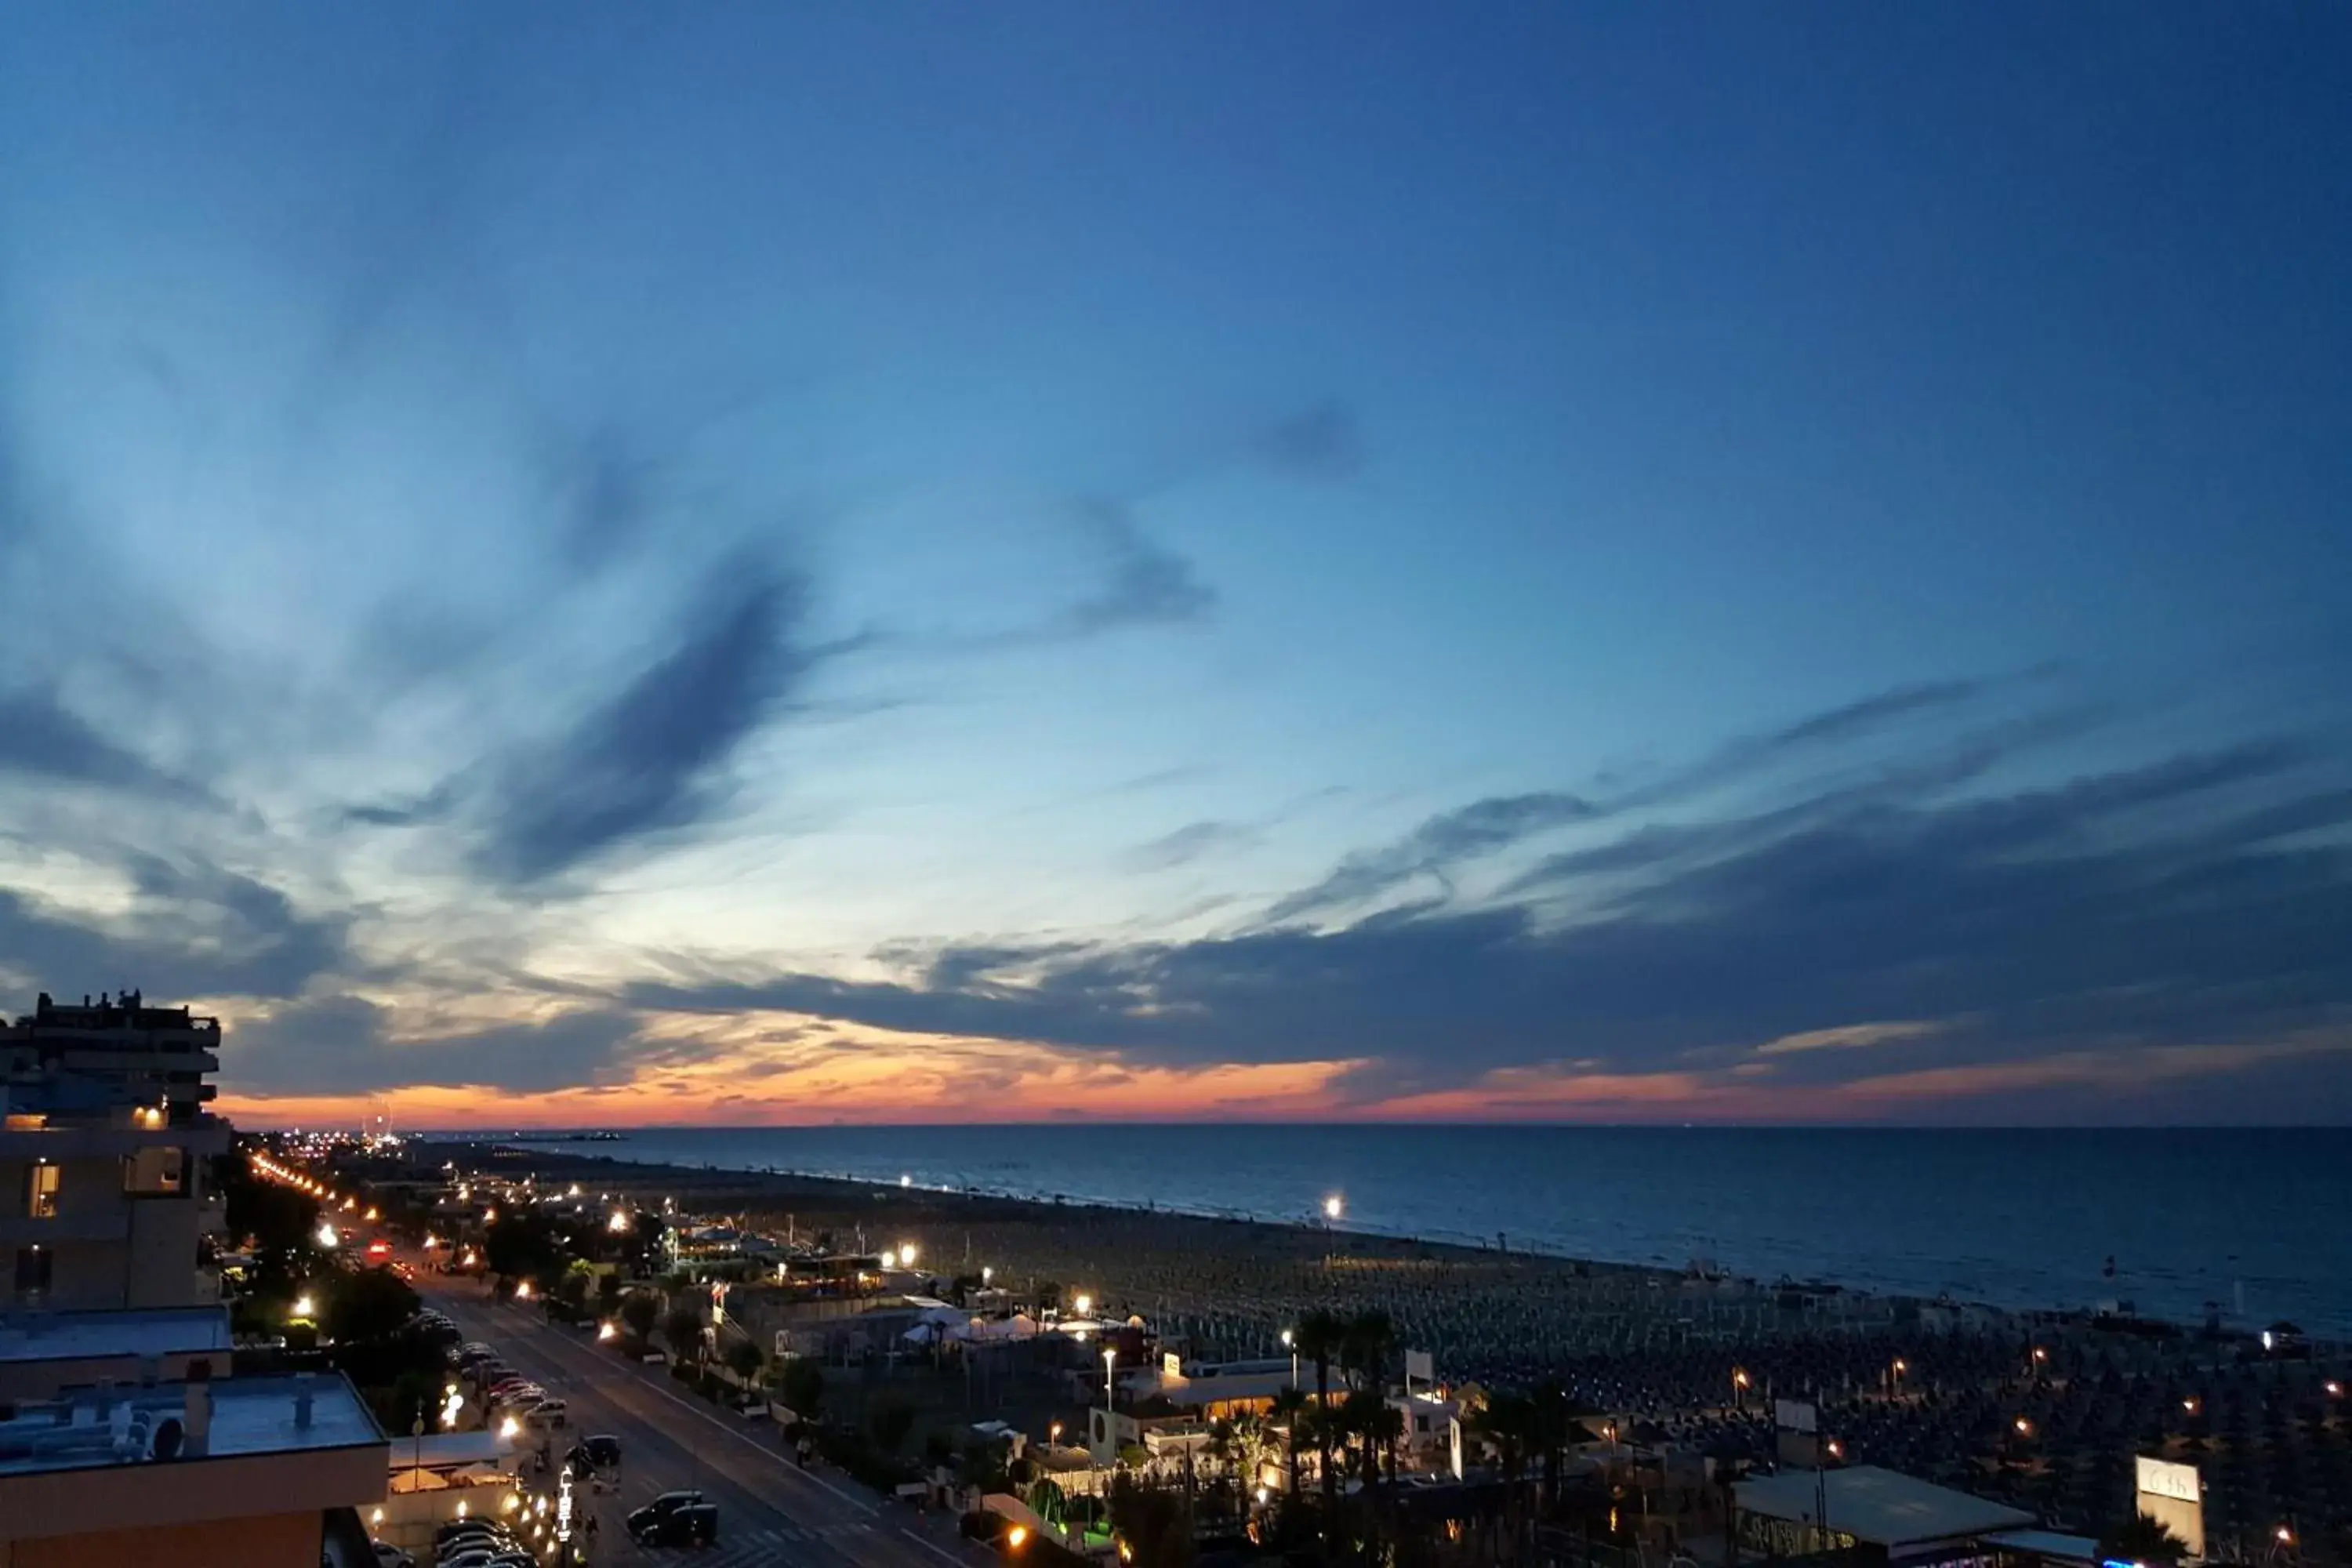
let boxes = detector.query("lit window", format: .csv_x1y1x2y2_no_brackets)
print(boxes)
27,1163,60,1219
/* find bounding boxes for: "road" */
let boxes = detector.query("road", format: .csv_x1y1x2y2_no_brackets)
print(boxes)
416,1265,993,1568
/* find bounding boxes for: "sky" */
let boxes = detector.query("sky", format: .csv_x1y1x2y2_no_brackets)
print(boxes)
2,4,2349,1127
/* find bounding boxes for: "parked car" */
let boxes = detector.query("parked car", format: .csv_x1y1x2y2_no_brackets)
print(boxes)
524,1398,567,1428
579,1433,622,1470
372,1541,415,1568
628,1497,717,1547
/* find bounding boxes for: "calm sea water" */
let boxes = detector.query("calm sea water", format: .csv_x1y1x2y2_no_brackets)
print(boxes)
498,1125,2352,1336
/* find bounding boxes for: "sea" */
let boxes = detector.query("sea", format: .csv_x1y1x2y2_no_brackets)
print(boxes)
495,1124,2352,1338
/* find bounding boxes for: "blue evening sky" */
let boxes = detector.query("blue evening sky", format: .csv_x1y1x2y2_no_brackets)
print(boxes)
1,5,2347,1123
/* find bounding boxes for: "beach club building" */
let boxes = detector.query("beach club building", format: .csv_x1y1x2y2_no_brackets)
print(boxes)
1733,1465,2034,1566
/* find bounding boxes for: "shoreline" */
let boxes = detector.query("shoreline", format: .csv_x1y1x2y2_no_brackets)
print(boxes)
437,1138,2200,1354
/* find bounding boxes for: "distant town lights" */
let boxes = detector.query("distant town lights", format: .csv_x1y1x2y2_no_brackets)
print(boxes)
900,1174,912,1188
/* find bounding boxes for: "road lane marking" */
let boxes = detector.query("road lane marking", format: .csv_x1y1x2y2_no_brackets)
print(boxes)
899,1526,972,1566
480,1296,879,1515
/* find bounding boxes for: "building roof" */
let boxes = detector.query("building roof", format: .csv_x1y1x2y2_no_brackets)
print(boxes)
1984,1529,2101,1563
0,1307,234,1366
0,1371,383,1477
1138,1368,1319,1408
1735,1465,2035,1548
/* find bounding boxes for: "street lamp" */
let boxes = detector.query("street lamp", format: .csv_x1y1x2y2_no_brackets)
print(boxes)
292,1294,317,1319
982,1266,993,1284
1074,1294,1093,1317
899,1242,918,1267
608,1209,630,1233
1103,1348,1117,1414
1283,1329,1298,1388
315,1221,339,1248
1323,1195,1343,1221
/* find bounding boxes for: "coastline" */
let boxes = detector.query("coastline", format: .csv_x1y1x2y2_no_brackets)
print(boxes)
434,1138,2095,1385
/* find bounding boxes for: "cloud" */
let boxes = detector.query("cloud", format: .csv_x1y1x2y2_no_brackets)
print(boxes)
375,561,832,884
1265,682,2038,925
1060,501,1215,637
0,688,206,802
0,858,347,1001
227,993,643,1095
1124,820,1261,873
1267,791,1601,921
1751,1020,1944,1057
618,739,2352,1112
1252,402,1363,481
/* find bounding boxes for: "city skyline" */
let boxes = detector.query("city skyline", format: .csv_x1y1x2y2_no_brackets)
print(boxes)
2,5,2348,1127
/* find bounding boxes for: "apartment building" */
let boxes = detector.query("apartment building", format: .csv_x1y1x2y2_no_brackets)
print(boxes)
1,993,230,1309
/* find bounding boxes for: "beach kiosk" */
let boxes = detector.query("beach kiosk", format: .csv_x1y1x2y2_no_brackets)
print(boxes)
1734,1465,2034,1566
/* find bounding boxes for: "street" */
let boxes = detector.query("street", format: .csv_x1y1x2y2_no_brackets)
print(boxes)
416,1267,993,1568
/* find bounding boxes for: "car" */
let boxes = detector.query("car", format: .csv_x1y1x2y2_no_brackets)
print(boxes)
491,1387,546,1412
628,1499,718,1547
433,1520,514,1549
372,1542,416,1568
579,1432,622,1470
524,1398,567,1428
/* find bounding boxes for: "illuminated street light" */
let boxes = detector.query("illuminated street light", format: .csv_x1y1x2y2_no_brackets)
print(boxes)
900,1174,912,1188
1074,1294,1093,1316
1007,1526,1029,1548
982,1266,994,1283
1323,1195,1343,1221
880,1248,898,1269
499,1416,521,1439
316,1221,339,1248
598,1321,619,1341
608,1209,630,1232
514,1279,533,1301
898,1242,918,1267
293,1294,317,1318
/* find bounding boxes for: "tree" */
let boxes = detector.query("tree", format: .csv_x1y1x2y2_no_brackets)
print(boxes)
619,1288,659,1342
325,1265,421,1345
1294,1309,1348,1526
1109,1475,1195,1568
1340,1311,1395,1392
1472,1392,1537,1541
1270,1387,1310,1497
222,1161,321,1256
724,1337,765,1385
2100,1514,2189,1566
779,1356,825,1421
484,1212,566,1290
870,1399,916,1455
662,1305,706,1363
556,1261,595,1311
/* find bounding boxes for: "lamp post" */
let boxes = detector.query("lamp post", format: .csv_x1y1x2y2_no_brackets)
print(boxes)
1103,1348,1116,1415
1283,1328,1298,1388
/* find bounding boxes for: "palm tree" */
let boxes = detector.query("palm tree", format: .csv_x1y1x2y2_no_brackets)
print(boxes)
1270,1387,1310,1500
1472,1392,1537,1544
1533,1378,1571,1514
2100,1514,2189,1566
1341,1311,1396,1394
1294,1309,1348,1526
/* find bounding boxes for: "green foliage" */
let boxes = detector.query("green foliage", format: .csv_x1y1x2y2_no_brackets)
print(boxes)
2100,1515,2189,1566
222,1159,321,1255
483,1211,568,1286
662,1305,706,1363
325,1265,421,1345
619,1289,660,1340
1109,1475,1194,1568
724,1336,765,1382
779,1356,825,1418
555,1260,594,1309
869,1399,917,1455
596,1272,622,1308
